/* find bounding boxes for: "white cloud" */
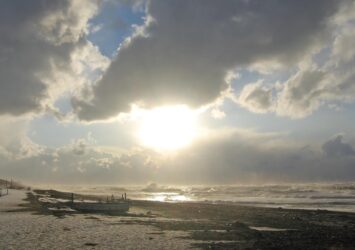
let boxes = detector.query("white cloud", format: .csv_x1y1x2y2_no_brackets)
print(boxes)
38,0,99,45
0,117,44,160
276,69,328,118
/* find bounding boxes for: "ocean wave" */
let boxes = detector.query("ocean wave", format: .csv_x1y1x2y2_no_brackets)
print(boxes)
141,183,183,193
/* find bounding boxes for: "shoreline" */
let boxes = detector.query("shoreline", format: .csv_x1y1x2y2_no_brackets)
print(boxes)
34,187,355,214
32,182,355,214
1,188,355,249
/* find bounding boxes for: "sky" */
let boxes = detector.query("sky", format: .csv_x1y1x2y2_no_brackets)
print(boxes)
1,0,355,185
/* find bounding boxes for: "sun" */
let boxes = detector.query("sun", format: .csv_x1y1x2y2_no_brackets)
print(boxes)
137,105,199,151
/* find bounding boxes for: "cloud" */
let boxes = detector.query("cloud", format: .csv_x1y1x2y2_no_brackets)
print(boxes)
0,0,102,117
0,117,44,160
38,0,98,45
0,143,160,185
332,26,355,64
158,130,355,183
236,0,355,119
2,127,355,184
73,0,341,121
237,81,274,114
70,133,96,155
272,30,355,119
273,10,355,118
322,135,355,157
276,69,328,118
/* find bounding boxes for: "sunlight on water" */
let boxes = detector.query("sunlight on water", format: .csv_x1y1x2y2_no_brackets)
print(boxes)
149,193,191,202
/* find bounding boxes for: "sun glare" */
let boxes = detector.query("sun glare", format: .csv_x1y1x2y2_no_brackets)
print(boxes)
137,105,199,151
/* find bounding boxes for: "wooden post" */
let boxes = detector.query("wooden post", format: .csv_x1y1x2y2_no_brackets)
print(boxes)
6,180,8,195
124,193,127,200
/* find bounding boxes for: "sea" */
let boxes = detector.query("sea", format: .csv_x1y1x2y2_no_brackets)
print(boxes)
42,182,355,213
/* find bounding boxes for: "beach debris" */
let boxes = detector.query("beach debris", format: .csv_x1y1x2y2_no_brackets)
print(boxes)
84,242,98,246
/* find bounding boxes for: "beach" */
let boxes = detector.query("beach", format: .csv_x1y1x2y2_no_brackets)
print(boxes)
0,189,193,249
1,189,355,249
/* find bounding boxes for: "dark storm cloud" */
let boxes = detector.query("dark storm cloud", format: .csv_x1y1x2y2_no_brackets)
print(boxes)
73,0,341,121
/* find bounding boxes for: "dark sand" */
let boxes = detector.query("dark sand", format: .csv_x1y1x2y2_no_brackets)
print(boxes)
29,189,355,249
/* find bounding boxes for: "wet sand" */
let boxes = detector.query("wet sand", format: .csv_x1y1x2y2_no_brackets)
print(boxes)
131,200,355,249
1,189,355,249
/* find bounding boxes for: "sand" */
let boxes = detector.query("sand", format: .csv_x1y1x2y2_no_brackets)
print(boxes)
0,190,194,250
2,189,355,249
